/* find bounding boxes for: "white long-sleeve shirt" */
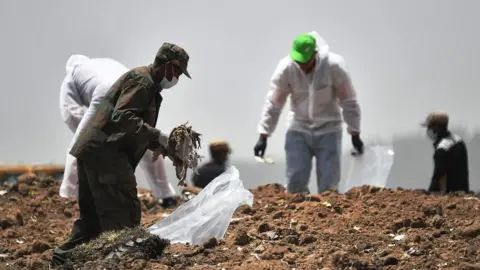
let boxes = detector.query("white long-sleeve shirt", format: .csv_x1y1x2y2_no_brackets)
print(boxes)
257,32,361,136
59,54,129,132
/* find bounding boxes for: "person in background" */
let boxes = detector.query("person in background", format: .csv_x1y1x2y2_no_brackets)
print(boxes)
59,54,178,208
182,140,232,195
253,31,364,194
421,111,469,193
51,43,191,267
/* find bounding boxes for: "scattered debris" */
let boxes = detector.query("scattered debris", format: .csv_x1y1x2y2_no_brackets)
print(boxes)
393,234,405,241
165,122,202,186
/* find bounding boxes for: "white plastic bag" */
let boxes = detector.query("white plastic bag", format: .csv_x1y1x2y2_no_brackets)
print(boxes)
343,143,395,192
148,165,254,245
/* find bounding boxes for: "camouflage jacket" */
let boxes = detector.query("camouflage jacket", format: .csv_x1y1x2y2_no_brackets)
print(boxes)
70,65,163,172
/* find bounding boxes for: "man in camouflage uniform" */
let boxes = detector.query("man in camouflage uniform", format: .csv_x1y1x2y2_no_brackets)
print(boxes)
51,43,191,267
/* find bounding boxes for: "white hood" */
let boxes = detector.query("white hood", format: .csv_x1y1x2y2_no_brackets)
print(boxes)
308,31,330,58
65,54,90,73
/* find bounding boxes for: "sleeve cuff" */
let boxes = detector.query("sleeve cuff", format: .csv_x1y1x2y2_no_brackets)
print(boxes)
257,126,270,136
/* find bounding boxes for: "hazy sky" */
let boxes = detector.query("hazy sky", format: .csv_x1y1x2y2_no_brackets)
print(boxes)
1,0,479,192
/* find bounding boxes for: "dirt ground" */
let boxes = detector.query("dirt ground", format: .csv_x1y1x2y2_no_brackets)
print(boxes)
2,174,480,269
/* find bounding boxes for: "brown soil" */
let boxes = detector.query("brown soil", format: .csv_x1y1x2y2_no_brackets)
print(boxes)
2,174,480,269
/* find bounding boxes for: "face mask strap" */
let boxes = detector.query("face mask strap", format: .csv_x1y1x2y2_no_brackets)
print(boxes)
163,62,178,82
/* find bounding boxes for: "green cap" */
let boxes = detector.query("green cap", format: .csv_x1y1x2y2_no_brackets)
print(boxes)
290,33,317,64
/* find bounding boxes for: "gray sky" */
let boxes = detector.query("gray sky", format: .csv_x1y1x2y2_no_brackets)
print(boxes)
1,0,479,192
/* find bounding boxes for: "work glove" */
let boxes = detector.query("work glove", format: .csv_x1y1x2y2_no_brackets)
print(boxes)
152,145,167,162
158,130,169,147
351,134,364,156
152,131,170,162
254,135,268,158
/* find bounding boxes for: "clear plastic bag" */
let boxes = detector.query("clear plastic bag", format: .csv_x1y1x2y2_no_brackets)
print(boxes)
148,165,254,245
342,142,395,192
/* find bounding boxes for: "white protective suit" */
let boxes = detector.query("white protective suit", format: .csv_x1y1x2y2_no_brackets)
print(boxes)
59,55,177,199
257,31,361,193
258,31,360,136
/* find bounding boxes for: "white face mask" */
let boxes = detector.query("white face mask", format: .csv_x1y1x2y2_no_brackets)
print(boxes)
158,76,178,90
157,63,180,90
426,129,437,141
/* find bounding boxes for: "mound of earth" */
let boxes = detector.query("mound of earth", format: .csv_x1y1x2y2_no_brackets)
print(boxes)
1,174,480,269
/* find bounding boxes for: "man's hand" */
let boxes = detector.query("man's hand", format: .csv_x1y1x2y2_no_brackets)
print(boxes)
152,130,171,161
152,145,167,162
152,145,184,165
351,134,364,156
158,131,169,147
254,134,268,158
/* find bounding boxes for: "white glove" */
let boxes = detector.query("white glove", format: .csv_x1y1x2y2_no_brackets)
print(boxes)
158,131,169,147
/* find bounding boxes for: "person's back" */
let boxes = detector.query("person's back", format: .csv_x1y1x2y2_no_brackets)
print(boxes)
435,133,469,193
72,58,129,106
191,141,231,189
192,161,227,188
60,55,129,132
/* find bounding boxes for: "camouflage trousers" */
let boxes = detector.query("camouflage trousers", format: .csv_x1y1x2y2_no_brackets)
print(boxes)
51,159,141,266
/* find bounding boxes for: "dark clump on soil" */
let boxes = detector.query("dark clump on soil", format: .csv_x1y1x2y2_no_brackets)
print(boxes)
2,174,480,269
62,227,170,269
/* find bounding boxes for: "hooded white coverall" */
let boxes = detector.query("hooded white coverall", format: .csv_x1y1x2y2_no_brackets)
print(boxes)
257,32,361,193
59,55,176,199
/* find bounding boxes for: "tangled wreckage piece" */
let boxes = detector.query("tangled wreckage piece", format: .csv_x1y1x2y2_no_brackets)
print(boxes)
68,227,170,266
164,122,203,187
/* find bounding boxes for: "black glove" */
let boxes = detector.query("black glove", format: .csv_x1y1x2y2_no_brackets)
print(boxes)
351,135,364,155
254,135,268,158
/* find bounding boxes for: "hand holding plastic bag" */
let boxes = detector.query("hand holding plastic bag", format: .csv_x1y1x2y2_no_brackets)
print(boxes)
343,140,395,192
148,166,254,245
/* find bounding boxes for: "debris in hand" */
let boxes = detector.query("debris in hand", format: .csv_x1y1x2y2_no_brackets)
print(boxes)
164,122,203,186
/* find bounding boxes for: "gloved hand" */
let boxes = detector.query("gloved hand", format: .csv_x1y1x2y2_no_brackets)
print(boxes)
152,145,167,162
158,130,169,147
254,135,268,158
351,134,364,155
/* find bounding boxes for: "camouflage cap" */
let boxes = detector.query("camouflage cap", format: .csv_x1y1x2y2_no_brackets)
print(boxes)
420,111,449,127
155,42,191,79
